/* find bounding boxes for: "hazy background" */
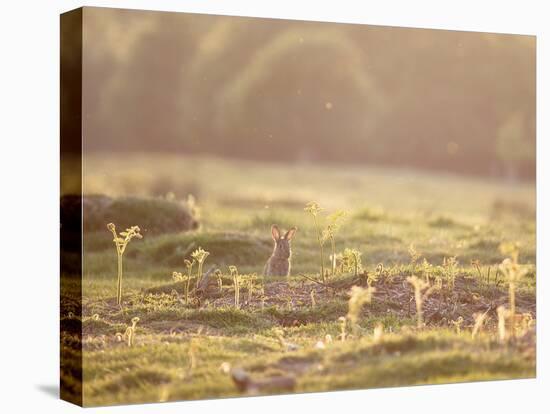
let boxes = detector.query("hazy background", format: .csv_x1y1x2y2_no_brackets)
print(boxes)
79,7,535,180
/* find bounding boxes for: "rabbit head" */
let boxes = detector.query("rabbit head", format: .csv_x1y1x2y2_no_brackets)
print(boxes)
270,224,297,259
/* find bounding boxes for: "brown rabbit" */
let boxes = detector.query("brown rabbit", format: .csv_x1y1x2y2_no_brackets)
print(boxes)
264,224,297,276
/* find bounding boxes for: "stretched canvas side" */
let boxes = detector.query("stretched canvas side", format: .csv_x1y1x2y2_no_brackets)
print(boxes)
60,7,84,407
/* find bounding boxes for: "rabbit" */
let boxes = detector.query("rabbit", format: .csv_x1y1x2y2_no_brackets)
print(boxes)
264,224,297,276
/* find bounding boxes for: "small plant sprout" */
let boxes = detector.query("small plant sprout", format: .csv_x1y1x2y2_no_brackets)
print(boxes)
310,289,316,308
172,271,191,305
421,258,433,283
407,276,438,329
471,259,483,280
123,317,140,347
332,252,344,274
245,275,257,304
338,316,347,342
519,314,533,340
274,329,287,350
471,309,489,339
443,256,458,290
330,253,343,275
274,328,299,352
342,248,363,276
259,286,266,309
373,322,384,342
521,313,534,332
229,265,240,308
214,269,223,293
304,201,326,281
408,244,421,274
375,263,389,284
191,247,210,289
172,271,182,282
285,295,293,311
107,223,143,305
184,258,195,279
451,316,464,334
434,274,443,290
366,270,379,287
324,210,347,276
497,306,508,343
346,285,375,336
499,242,528,338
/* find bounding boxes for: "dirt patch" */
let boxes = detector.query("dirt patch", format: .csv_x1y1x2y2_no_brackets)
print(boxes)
200,273,536,328
371,273,536,327
82,271,535,334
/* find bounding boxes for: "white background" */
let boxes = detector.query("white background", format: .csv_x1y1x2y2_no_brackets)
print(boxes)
0,0,548,412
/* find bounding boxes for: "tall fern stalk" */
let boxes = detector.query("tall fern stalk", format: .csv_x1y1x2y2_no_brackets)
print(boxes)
499,242,527,339
229,266,240,308
117,253,123,304
313,215,325,280
407,276,438,329
305,202,326,282
191,247,210,289
184,259,195,304
325,210,346,277
107,223,142,305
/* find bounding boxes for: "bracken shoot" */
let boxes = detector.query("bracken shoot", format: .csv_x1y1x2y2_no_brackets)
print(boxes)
106,223,143,305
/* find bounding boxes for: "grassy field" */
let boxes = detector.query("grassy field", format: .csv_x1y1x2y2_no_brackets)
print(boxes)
62,154,536,406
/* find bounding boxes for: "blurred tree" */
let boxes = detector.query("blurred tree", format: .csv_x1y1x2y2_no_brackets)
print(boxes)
496,112,534,181
81,8,535,180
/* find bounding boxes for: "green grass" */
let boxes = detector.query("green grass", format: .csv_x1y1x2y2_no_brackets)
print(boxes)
62,154,536,406
78,328,534,406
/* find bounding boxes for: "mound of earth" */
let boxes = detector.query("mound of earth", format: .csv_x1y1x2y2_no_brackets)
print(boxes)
61,194,199,238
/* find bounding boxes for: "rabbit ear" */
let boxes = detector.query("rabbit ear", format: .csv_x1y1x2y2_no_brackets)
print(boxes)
284,227,297,240
271,224,281,240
